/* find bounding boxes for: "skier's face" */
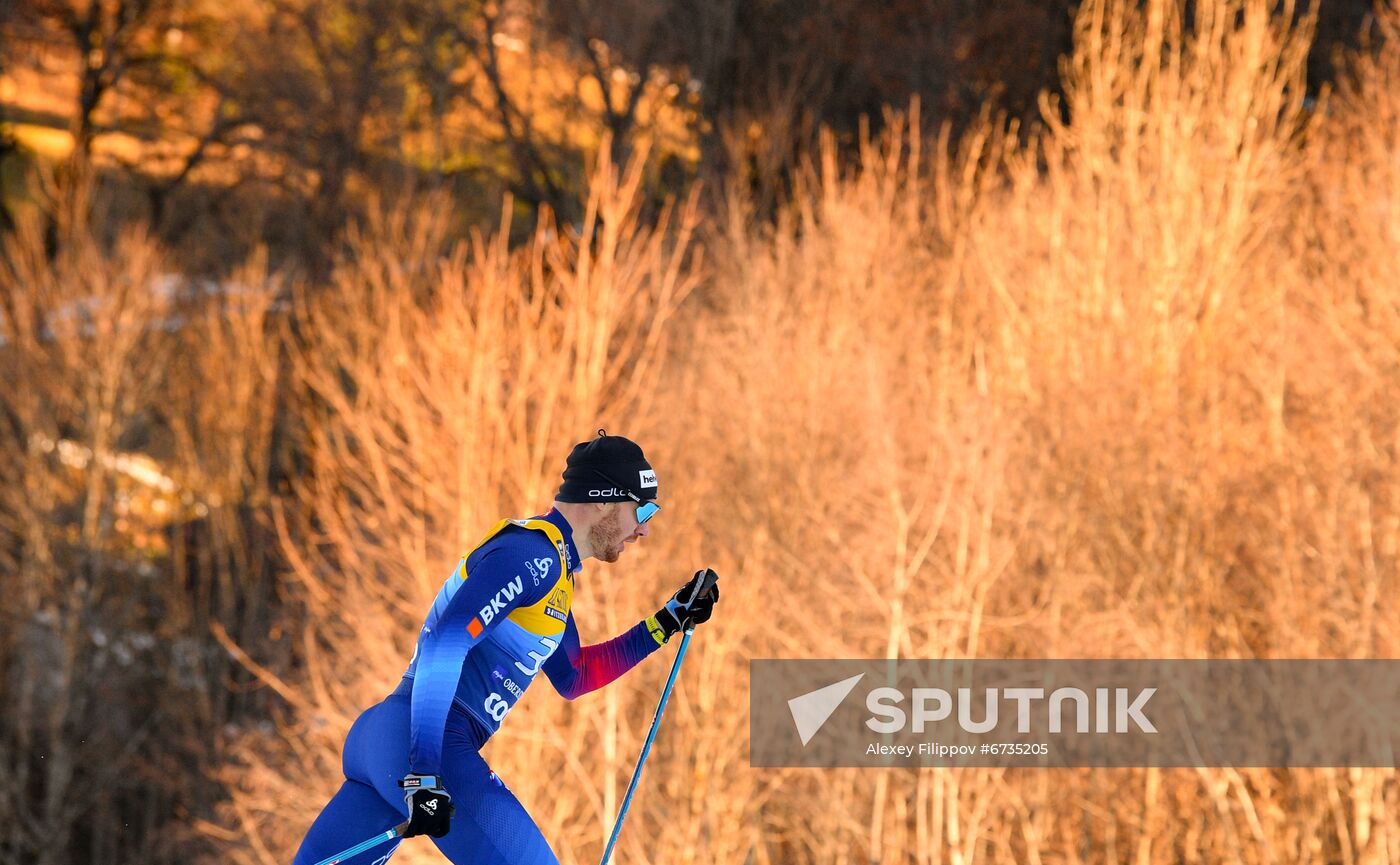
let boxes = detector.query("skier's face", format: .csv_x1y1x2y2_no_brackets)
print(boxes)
589,502,648,563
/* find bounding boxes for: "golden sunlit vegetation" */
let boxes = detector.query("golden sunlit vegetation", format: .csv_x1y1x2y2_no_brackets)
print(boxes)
4,0,1400,864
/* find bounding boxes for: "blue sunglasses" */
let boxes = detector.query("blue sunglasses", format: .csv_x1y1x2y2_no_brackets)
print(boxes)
593,469,661,524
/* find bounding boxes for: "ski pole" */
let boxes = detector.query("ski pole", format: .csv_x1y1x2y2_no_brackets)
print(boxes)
312,820,409,865
599,570,717,865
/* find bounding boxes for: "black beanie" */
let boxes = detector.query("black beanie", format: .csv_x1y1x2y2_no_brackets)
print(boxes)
555,431,658,503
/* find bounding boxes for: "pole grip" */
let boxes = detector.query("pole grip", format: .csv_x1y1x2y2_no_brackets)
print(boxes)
680,568,718,631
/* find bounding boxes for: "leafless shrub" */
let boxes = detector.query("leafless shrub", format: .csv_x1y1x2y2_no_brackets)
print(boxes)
0,177,177,865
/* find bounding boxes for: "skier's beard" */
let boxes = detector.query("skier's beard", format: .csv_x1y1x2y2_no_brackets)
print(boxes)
589,507,627,563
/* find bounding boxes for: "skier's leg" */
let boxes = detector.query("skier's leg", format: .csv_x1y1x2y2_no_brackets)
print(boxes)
291,779,405,865
431,743,561,865
291,698,411,865
304,694,558,865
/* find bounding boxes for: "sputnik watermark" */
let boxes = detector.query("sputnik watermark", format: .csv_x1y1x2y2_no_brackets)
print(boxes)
787,673,864,745
865,686,1156,734
789,677,1155,746
753,660,1400,768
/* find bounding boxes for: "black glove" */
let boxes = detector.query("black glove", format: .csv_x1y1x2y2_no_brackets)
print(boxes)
649,568,720,643
399,774,454,838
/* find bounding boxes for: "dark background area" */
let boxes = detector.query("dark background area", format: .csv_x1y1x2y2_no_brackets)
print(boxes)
0,0,1380,273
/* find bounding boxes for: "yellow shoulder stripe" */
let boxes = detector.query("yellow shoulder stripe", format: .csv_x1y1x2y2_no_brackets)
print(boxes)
461,516,574,636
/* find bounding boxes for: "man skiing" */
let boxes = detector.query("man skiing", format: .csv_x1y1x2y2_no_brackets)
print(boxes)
292,433,721,865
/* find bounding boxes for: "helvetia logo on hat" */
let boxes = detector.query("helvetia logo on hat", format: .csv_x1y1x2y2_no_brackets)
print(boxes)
639,469,658,488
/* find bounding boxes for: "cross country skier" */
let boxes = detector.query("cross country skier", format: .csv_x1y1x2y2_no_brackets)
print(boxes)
292,433,720,865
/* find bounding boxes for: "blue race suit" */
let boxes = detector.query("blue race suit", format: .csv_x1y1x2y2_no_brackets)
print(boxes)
292,508,667,865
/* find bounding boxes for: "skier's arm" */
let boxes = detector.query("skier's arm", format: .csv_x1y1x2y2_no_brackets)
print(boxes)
542,613,665,700
409,547,542,775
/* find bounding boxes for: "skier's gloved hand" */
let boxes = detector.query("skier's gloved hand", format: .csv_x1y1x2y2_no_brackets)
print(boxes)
648,568,720,643
399,774,455,838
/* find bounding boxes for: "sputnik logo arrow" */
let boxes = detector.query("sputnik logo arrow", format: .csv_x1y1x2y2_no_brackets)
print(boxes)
788,673,865,746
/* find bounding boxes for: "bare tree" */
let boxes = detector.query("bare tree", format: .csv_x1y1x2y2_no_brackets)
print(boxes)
13,0,184,156
0,178,176,865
